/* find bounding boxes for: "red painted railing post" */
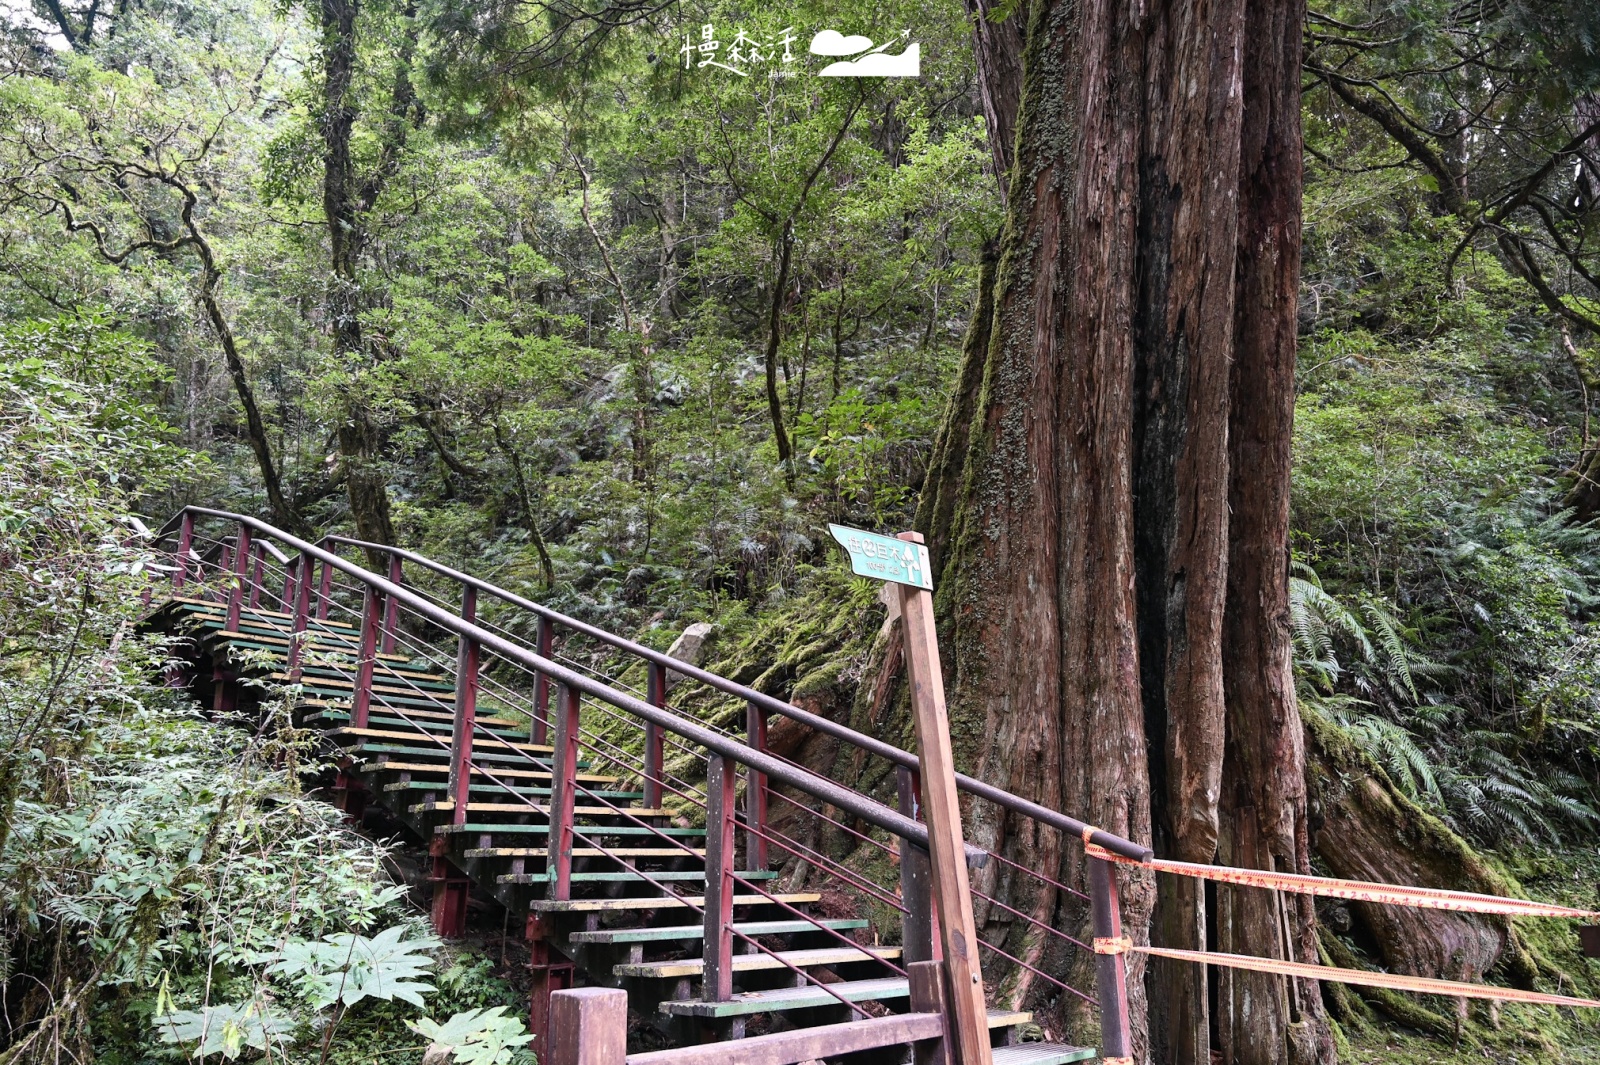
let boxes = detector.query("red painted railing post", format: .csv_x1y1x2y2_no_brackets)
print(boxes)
351,584,381,729
281,553,298,609
286,555,313,682
224,523,252,634
896,765,940,964
702,753,737,1002
548,683,581,901
448,585,479,828
381,553,403,654
315,542,337,621
1089,854,1133,1062
173,511,194,592
246,541,265,609
744,701,769,871
532,616,554,746
643,662,666,809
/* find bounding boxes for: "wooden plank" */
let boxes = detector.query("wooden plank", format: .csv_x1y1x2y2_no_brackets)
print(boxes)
437,825,705,837
702,754,736,1002
895,531,992,1065
357,761,617,784
329,727,553,754
909,960,951,1065
612,945,902,980
991,1046,1098,1065
414,801,670,818
468,847,704,860
548,683,580,901
500,872,747,885
897,765,940,965
570,919,867,945
549,987,626,1065
624,1013,943,1065
656,977,911,1018
528,893,820,914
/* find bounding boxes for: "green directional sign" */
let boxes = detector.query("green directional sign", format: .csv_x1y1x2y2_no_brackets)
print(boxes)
827,524,932,591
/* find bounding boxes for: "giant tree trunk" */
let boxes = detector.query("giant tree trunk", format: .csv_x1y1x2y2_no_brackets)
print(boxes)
1214,3,1332,1062
925,0,1330,1060
315,0,416,552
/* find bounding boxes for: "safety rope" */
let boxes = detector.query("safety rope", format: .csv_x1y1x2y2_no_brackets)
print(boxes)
1083,842,1600,919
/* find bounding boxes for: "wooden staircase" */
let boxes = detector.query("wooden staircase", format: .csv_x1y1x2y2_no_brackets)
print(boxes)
144,510,1134,1065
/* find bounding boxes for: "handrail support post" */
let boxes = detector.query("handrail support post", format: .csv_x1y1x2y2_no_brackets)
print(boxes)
351,585,381,729
548,683,581,901
744,702,769,871
448,586,480,827
644,663,666,809
1090,854,1133,1061
703,753,737,1002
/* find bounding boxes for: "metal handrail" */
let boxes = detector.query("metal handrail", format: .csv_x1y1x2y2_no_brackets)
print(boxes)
317,532,1153,863
156,508,972,864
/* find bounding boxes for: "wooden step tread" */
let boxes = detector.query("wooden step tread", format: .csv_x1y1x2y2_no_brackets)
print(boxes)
437,824,704,837
274,671,455,694
209,635,424,671
346,743,572,767
359,761,617,784
467,847,704,860
309,707,524,729
470,844,704,857
384,781,642,799
627,1014,943,1065
309,711,526,738
500,871,781,885
658,976,909,1017
992,1044,1098,1065
207,628,411,663
529,893,820,913
415,801,669,817
330,727,552,753
173,598,330,626
658,978,1028,1027
612,945,902,979
572,919,866,945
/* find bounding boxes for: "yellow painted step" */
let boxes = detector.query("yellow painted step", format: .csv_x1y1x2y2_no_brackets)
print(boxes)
328,727,552,754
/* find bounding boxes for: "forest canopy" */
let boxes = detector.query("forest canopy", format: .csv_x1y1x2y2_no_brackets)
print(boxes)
3,0,1600,1062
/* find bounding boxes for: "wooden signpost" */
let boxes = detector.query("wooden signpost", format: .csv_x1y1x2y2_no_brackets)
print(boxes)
828,526,992,1065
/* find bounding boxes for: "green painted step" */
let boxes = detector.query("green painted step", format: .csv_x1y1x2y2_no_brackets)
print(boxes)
383,781,645,802
497,870,780,885
345,743,582,770
571,919,867,945
304,710,526,741
295,673,455,696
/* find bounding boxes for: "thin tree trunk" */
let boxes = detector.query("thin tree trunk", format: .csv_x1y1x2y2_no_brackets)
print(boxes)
963,0,1025,199
493,421,556,591
194,254,298,535
764,221,796,487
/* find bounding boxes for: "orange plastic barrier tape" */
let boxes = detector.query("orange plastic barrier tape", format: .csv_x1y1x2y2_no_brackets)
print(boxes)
1083,843,1600,919
1133,945,1600,1009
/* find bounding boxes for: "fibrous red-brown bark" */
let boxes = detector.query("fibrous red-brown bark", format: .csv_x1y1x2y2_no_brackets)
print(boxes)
930,0,1331,1061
